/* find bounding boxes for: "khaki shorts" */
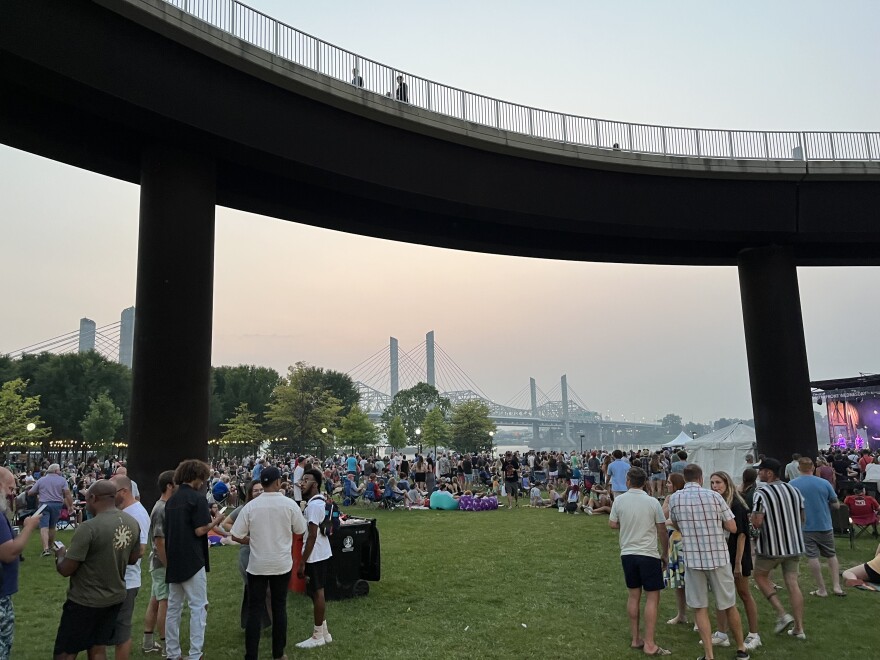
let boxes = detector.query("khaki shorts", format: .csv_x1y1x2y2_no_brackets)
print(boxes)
755,554,800,575
684,565,736,610
150,566,169,601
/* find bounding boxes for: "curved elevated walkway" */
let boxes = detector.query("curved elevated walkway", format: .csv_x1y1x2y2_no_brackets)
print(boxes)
1,0,879,265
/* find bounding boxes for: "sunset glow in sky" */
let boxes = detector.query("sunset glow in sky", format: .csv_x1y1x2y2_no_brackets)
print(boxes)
2,0,878,424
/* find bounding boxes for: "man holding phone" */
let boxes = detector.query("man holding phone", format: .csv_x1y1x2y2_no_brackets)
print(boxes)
0,466,41,659
27,463,73,557
53,479,141,660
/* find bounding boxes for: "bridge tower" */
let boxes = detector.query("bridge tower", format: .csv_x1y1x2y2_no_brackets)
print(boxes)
119,306,135,368
390,337,399,397
530,378,540,443
78,318,96,353
426,330,435,387
561,374,571,445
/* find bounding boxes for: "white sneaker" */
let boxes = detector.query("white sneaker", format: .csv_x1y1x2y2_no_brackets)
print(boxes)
296,634,326,649
774,613,794,634
787,629,806,640
699,631,730,647
322,621,333,644
744,633,762,649
585,507,594,515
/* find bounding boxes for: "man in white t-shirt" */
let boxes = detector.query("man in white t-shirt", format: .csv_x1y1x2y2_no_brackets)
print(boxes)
292,457,305,509
110,475,151,659
609,467,670,657
231,466,306,660
114,465,140,500
296,469,334,649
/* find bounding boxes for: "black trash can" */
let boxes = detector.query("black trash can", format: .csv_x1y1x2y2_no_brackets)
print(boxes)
325,516,381,600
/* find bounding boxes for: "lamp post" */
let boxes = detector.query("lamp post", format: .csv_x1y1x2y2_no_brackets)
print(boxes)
488,430,495,457
579,433,584,454
415,427,422,456
321,427,329,460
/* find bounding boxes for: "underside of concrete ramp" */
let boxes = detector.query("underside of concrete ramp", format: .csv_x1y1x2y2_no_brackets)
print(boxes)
1,0,878,265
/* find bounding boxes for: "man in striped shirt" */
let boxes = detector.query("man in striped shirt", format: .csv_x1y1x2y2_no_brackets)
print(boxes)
669,464,748,660
751,457,806,640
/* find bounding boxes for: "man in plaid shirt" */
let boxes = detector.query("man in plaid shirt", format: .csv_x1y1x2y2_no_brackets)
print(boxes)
669,464,749,660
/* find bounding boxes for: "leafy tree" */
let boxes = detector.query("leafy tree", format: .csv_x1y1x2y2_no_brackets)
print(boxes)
0,378,51,445
316,368,360,418
12,352,131,441
80,392,124,454
449,400,496,454
421,406,450,453
337,405,379,454
381,383,450,440
713,417,754,430
0,355,18,386
658,413,683,433
209,365,281,438
386,416,407,450
283,362,359,418
265,364,342,456
220,402,265,456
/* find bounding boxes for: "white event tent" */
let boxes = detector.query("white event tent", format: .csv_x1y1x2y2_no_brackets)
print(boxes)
662,431,692,448
685,423,757,484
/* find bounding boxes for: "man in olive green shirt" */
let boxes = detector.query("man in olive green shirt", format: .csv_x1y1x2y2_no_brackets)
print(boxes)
53,479,141,660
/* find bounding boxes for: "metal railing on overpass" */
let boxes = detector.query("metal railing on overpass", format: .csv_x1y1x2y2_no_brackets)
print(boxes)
161,0,879,162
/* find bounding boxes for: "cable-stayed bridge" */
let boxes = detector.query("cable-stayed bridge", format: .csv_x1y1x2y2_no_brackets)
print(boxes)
3,309,136,368
5,319,657,448
349,331,658,448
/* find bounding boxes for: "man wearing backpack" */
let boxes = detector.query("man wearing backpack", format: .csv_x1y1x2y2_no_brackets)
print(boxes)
297,469,334,649
231,466,307,660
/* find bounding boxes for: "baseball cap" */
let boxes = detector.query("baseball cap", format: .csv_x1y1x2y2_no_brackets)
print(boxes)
260,466,281,486
753,457,782,475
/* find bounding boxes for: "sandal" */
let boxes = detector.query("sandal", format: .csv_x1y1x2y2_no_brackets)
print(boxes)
644,647,672,656
808,590,827,597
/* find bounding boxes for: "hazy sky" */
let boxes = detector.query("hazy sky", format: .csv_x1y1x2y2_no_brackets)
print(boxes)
2,0,879,425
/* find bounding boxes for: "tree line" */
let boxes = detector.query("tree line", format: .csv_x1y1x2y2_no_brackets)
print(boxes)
0,352,496,458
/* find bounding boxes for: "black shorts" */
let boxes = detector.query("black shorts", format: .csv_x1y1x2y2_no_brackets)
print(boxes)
621,555,664,592
305,559,330,595
505,481,519,496
865,562,880,584
54,599,123,655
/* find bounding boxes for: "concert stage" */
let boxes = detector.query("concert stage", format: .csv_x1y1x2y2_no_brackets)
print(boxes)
811,375,880,451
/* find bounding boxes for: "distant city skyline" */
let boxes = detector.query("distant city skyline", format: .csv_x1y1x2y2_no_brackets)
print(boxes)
2,0,879,425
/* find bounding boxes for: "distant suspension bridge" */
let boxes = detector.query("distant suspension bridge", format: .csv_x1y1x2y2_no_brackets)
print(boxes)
348,331,659,448
4,318,658,449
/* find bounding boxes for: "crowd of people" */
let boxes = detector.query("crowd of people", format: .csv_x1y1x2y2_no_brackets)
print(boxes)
603,446,880,659
1,454,339,660
1,444,880,658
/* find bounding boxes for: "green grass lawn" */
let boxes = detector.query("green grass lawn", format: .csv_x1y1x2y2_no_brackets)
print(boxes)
11,505,878,658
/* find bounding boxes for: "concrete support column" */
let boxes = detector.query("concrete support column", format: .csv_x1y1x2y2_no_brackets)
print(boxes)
128,146,216,507
737,245,817,461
